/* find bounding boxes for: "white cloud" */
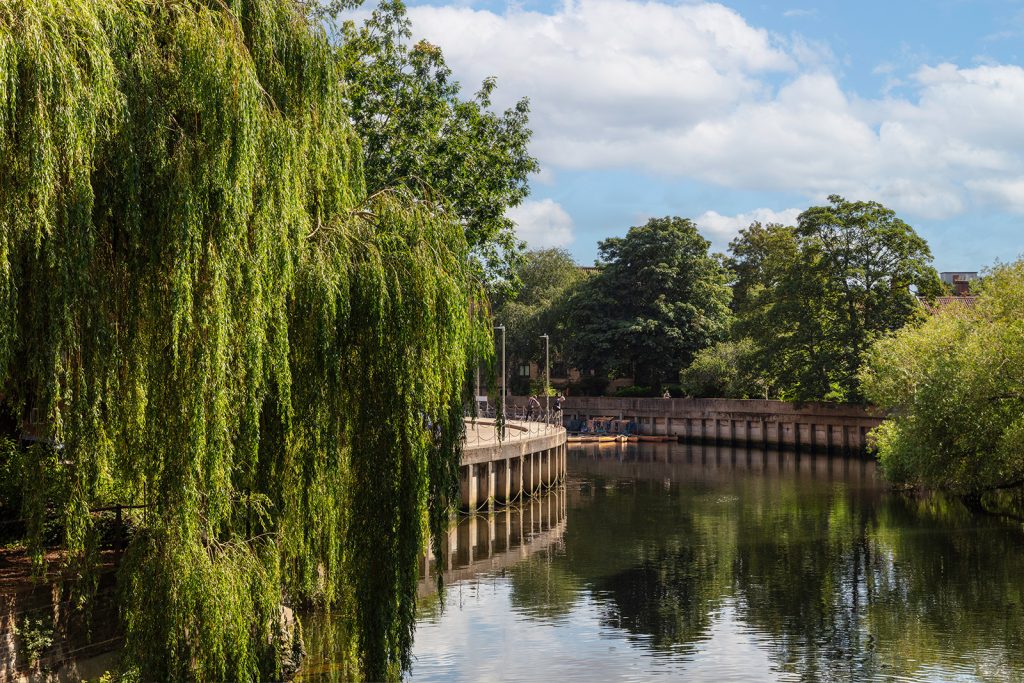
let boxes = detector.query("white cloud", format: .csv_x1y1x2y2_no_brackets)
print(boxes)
695,207,802,250
508,199,575,248
405,0,1024,221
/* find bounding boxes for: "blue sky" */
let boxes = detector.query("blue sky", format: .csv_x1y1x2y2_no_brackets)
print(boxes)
397,0,1024,269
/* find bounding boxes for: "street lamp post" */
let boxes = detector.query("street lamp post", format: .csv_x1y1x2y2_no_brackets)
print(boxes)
495,325,506,419
540,333,549,426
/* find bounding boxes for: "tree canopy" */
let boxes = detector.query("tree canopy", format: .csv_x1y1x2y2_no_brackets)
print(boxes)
491,248,589,392
0,0,486,679
565,217,732,388
339,0,539,287
725,197,940,401
861,262,1024,497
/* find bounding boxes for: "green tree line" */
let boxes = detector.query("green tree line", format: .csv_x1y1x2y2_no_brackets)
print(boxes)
495,195,941,403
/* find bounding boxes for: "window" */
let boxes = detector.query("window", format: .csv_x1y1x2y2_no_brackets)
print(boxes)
518,363,530,377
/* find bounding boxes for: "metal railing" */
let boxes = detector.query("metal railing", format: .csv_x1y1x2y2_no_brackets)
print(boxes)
462,404,564,447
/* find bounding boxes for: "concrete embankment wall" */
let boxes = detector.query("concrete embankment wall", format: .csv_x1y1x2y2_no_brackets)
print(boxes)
537,396,883,453
460,420,567,511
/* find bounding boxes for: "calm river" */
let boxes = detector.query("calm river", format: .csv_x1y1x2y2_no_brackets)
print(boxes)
299,441,1024,681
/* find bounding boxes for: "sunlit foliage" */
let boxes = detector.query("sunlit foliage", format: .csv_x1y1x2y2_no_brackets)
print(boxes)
0,0,486,679
861,262,1024,494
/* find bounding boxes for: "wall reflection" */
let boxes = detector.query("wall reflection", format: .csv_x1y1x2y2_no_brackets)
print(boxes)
417,486,567,598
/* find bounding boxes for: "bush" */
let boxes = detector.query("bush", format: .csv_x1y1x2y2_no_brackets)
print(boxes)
614,385,655,397
679,339,768,398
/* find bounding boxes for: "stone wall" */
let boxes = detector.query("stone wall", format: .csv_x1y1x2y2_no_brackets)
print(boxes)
513,396,885,452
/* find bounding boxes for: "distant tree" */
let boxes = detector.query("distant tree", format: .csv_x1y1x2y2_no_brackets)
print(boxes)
492,249,589,391
339,0,539,287
679,338,769,399
860,262,1024,498
565,217,732,387
728,197,941,402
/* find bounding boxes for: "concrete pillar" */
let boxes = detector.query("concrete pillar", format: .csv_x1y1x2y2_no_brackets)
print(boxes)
516,455,524,500
466,465,479,511
842,425,850,453
502,458,511,503
487,461,496,510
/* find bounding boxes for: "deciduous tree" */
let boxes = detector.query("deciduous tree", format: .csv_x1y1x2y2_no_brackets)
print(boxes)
565,217,732,388
861,262,1024,497
339,0,539,287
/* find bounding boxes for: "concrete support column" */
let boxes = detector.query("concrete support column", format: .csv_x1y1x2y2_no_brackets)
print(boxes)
467,465,479,511
487,461,496,510
502,458,511,503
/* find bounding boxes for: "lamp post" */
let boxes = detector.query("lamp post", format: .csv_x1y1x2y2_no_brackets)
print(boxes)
495,325,506,419
540,333,549,426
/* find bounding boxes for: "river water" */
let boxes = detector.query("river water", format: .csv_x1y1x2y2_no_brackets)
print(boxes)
407,442,1024,682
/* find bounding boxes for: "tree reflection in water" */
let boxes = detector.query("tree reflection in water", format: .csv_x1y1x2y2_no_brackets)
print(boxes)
305,443,1024,681
537,443,1024,680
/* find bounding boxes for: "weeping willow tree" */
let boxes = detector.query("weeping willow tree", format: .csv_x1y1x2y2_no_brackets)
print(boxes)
0,0,486,679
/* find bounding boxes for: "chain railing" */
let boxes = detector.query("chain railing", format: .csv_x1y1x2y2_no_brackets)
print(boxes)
462,403,564,447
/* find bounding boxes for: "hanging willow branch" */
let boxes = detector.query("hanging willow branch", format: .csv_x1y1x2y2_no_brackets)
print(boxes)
0,0,489,679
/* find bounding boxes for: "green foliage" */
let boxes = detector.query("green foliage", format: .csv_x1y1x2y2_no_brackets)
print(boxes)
612,385,655,397
339,0,539,286
861,262,1024,494
0,436,22,521
571,374,610,397
564,217,732,387
0,0,484,679
492,248,589,378
728,198,940,402
678,338,767,398
15,614,54,669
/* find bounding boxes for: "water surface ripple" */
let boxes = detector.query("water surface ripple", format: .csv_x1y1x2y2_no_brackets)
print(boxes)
408,442,1024,682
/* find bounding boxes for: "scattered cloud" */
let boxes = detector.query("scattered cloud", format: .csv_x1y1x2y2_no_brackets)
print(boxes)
405,0,1024,222
508,199,575,248
695,207,802,250
783,8,817,18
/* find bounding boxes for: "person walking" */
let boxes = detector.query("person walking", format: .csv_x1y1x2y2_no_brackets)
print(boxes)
527,395,541,420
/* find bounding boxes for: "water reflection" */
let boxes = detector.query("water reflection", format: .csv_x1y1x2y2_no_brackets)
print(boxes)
417,489,568,600
407,442,1024,682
